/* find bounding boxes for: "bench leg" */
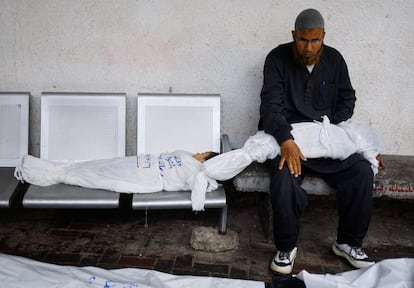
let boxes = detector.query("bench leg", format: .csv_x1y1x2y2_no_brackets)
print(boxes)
218,205,228,234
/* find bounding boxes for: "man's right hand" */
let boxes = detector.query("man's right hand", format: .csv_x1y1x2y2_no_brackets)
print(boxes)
279,139,306,177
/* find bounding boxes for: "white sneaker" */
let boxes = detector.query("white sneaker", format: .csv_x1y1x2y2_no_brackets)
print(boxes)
270,247,297,274
332,242,375,269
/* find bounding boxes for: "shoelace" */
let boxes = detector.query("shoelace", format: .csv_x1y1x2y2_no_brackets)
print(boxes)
279,251,290,261
351,247,367,259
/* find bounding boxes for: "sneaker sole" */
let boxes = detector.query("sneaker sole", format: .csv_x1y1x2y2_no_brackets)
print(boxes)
332,243,372,269
270,259,294,274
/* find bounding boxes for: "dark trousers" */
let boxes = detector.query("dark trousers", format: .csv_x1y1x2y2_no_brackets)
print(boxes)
267,153,374,251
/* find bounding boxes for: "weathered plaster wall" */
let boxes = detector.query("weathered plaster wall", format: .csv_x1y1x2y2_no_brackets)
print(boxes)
1,0,413,156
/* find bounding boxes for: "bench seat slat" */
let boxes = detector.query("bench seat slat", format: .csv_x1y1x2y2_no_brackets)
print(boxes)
23,184,120,208
132,187,226,210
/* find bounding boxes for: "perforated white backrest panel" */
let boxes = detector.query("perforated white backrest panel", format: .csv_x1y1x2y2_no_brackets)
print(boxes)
137,94,221,155
41,93,126,161
0,93,29,167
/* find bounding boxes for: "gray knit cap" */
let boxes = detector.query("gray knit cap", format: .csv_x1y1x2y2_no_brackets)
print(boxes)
294,9,325,30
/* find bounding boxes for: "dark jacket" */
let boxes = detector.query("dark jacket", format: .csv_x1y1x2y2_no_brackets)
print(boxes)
259,42,356,145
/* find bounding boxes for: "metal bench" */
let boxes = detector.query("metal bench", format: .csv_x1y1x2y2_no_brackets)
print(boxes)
21,92,228,232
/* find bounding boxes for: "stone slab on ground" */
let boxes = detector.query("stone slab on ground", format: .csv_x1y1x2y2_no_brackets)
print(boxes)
190,226,239,252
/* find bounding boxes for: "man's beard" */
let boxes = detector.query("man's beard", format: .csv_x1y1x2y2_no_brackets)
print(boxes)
293,44,323,67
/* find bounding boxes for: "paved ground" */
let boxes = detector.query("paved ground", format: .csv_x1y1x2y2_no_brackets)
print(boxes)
0,190,413,287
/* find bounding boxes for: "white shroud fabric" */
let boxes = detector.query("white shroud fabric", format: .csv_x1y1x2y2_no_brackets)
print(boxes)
14,151,218,211
15,116,379,211
338,117,380,173
15,155,163,193
297,258,414,288
0,253,264,288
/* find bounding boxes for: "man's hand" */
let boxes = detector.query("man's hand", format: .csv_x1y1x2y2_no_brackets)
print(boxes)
279,139,307,177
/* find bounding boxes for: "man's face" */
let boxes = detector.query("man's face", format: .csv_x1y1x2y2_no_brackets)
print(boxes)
292,28,325,65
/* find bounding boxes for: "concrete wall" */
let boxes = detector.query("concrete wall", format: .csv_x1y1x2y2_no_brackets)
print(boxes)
1,0,413,156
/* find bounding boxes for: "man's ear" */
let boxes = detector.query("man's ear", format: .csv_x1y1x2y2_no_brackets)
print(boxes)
291,30,296,41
